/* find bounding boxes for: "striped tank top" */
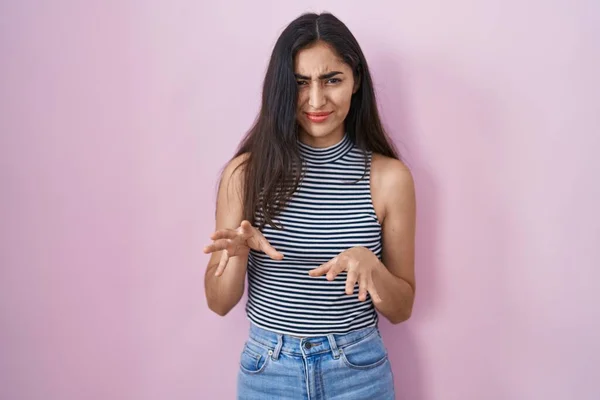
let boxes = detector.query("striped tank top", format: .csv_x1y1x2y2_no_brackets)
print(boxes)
246,134,382,336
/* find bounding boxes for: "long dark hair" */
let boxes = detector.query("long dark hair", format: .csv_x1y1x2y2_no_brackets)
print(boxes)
230,12,399,229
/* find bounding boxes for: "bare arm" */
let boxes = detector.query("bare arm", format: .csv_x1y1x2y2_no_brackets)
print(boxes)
204,154,249,316
370,155,416,323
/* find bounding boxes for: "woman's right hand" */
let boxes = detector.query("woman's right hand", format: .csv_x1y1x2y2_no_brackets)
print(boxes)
203,220,284,276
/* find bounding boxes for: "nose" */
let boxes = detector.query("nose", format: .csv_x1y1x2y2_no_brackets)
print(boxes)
308,83,326,109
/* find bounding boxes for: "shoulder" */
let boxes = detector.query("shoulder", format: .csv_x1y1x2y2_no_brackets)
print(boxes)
370,153,415,220
221,152,250,181
371,153,414,191
219,152,251,194
224,152,251,175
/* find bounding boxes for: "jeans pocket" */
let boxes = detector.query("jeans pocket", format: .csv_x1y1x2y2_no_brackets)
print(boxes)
239,339,272,375
340,329,389,370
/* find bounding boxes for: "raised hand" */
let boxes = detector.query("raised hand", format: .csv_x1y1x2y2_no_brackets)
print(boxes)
203,220,284,276
308,246,382,303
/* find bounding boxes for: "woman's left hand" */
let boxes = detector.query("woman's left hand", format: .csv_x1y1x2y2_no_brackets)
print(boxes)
308,247,382,303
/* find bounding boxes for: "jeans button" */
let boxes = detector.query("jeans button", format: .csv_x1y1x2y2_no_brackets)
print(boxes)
304,342,311,349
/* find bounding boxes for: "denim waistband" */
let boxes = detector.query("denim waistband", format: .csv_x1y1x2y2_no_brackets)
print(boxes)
247,322,379,359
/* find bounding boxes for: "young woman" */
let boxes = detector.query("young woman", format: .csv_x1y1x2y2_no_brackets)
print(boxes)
203,12,416,400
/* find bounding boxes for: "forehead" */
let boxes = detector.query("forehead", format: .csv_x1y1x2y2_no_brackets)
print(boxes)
294,42,351,75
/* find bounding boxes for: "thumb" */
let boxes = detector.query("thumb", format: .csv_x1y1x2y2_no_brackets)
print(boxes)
258,237,284,260
240,220,253,236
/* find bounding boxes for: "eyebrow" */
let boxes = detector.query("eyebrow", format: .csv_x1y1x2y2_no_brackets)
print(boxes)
294,71,344,80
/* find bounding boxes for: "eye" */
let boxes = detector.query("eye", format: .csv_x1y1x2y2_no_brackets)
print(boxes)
326,78,341,84
297,80,308,86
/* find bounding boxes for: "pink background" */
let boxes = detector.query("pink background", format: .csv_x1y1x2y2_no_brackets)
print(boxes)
2,1,599,399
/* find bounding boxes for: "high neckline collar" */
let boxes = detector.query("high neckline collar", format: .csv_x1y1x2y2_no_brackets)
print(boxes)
297,134,353,164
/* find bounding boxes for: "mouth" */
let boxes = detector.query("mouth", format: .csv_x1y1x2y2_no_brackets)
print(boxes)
305,111,333,123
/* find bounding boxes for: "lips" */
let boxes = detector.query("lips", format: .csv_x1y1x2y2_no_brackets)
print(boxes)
305,111,333,123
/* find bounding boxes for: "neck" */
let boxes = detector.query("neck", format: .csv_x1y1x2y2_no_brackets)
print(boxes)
296,131,352,164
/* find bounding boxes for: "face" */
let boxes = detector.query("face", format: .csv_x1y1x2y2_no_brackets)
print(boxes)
294,41,358,147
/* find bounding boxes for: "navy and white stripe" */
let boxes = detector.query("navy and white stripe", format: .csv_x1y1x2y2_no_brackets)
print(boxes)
247,134,382,336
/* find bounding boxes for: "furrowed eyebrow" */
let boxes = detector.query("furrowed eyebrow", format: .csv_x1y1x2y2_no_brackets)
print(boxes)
294,71,343,80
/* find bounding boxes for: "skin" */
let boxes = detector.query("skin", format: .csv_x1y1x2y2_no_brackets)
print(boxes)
204,41,416,324
294,41,358,147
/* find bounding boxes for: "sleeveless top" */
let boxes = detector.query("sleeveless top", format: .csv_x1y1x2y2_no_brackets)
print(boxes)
246,134,383,336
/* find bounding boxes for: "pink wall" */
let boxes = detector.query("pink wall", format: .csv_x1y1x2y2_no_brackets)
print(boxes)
1,1,599,399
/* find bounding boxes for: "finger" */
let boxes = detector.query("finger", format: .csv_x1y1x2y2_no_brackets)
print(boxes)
367,276,382,303
258,237,284,260
240,220,254,237
210,229,237,241
326,258,347,281
309,258,336,277
242,222,283,259
358,274,368,301
203,239,230,254
345,269,359,295
214,250,229,277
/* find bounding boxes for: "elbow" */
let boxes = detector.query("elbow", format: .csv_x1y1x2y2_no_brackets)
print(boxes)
387,306,413,325
209,304,229,317
206,296,241,317
389,312,411,325
388,287,415,324
206,298,234,317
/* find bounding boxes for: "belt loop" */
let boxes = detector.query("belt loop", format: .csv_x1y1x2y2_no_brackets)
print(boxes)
327,334,340,359
272,334,283,360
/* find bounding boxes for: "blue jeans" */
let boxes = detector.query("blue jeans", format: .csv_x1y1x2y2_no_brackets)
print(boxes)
237,323,395,399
